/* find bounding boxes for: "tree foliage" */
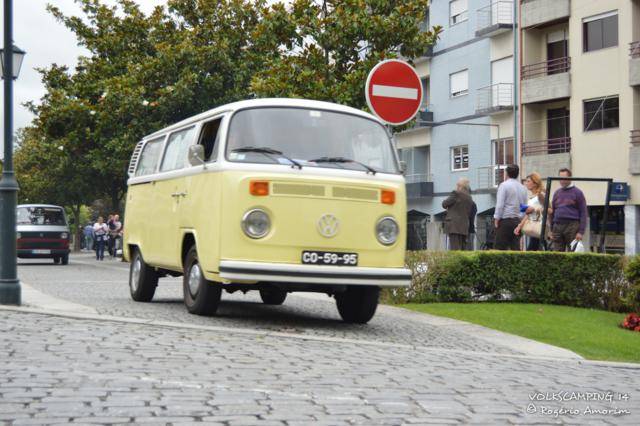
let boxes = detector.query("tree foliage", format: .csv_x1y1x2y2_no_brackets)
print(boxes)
15,0,439,220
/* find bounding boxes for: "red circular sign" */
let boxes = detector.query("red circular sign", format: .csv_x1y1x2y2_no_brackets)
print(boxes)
365,59,423,126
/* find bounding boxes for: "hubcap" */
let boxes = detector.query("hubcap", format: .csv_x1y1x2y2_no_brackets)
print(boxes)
188,262,202,297
131,257,141,292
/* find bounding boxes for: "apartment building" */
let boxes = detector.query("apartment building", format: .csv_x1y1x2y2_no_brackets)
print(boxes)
520,0,640,254
396,0,517,250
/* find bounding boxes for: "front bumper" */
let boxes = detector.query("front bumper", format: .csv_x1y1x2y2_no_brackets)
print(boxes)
17,249,70,258
219,260,412,287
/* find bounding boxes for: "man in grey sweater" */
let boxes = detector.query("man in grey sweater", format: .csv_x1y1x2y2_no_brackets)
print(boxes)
550,168,588,251
493,164,528,250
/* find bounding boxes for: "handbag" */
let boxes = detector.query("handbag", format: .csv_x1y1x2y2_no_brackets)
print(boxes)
522,219,542,239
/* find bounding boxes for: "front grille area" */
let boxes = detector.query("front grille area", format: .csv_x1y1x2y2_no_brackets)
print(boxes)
272,183,326,197
271,181,381,203
332,186,378,201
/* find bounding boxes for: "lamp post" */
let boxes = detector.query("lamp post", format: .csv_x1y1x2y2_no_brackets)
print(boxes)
0,0,26,305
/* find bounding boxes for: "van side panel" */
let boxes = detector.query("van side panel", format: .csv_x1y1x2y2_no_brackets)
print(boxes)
123,182,157,261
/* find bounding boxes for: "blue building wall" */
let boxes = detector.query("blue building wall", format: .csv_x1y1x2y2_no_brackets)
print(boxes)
408,0,499,221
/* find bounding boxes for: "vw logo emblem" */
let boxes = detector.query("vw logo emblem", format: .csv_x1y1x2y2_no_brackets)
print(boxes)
317,214,339,238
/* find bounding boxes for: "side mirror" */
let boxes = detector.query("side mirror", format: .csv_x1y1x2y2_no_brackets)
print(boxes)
188,145,206,167
399,160,407,174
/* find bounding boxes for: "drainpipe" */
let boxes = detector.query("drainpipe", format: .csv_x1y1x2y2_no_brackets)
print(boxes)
513,0,519,165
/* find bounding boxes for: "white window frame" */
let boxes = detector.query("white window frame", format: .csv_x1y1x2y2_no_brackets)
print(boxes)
450,69,469,98
450,0,469,26
451,145,469,171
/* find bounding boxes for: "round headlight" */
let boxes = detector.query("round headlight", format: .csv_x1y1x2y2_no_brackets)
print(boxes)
242,209,270,239
61,232,69,239
376,217,399,245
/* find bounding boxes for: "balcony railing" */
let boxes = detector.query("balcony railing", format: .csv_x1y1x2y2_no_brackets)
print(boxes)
630,42,640,59
477,165,508,189
522,137,571,156
476,83,513,113
632,130,640,145
521,57,571,80
476,1,513,36
405,174,434,198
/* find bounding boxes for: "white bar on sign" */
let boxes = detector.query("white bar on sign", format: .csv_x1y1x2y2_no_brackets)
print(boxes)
372,84,418,100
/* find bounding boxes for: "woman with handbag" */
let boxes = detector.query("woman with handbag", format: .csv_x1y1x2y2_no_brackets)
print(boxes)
514,172,545,251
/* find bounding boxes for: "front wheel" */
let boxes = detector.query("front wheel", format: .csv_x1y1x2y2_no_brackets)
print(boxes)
61,254,69,265
52,257,60,264
183,246,221,316
335,286,380,324
129,249,158,302
259,288,287,305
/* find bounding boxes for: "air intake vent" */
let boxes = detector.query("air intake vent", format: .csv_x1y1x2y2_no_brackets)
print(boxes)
332,187,378,201
128,141,145,177
272,183,326,197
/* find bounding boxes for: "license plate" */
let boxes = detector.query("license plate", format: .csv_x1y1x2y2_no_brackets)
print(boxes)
32,249,51,255
302,251,358,266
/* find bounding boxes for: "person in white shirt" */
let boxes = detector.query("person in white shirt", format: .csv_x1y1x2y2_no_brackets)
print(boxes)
493,164,528,250
93,216,109,261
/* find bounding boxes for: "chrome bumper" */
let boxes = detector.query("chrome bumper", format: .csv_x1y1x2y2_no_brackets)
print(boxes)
219,260,412,287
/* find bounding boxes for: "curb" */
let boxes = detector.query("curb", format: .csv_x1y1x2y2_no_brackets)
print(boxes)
1,304,639,369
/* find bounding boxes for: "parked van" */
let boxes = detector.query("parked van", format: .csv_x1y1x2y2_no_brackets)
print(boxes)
123,98,411,323
17,204,71,265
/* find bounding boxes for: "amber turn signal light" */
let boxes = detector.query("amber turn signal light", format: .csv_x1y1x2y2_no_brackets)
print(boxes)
249,180,269,196
381,190,395,205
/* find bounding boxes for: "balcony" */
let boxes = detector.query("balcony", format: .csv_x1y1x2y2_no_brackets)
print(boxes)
522,137,571,178
521,57,571,104
476,2,514,38
477,165,507,190
417,109,434,127
630,42,640,87
631,130,640,174
405,174,434,199
476,83,513,115
521,0,570,29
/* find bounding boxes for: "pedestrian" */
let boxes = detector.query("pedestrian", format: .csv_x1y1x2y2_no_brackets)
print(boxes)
494,164,528,251
106,214,115,256
514,172,546,251
83,222,94,252
550,168,588,251
109,214,123,258
93,216,108,261
442,178,474,251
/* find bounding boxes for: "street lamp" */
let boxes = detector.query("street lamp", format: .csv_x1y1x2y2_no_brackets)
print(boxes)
0,0,24,305
0,44,26,80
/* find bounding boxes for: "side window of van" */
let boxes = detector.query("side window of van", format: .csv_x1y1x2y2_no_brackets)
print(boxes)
135,137,165,176
160,126,196,172
198,117,223,161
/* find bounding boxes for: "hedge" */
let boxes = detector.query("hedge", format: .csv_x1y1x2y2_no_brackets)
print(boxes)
383,251,637,312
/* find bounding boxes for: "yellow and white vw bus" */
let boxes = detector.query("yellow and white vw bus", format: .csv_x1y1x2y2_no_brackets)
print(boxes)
123,98,410,323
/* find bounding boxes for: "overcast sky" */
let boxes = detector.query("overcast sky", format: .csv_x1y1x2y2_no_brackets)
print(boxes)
0,0,167,158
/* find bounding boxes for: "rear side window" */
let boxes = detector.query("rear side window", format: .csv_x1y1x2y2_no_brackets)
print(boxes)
135,137,165,176
160,127,196,172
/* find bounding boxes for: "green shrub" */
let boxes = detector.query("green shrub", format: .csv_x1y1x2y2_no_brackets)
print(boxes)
382,251,633,312
624,255,640,311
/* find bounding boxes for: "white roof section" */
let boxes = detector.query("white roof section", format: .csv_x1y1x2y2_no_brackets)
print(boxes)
17,204,64,209
142,98,383,141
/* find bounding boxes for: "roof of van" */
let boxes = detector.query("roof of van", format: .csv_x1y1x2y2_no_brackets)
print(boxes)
142,98,382,140
17,204,64,209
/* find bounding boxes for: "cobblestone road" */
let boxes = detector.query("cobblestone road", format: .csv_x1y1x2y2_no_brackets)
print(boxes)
1,309,639,425
17,254,519,355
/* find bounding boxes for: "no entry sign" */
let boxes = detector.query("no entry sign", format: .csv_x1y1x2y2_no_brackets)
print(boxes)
365,59,423,126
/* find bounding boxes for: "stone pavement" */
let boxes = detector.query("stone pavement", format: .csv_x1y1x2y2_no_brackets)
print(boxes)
1,308,639,425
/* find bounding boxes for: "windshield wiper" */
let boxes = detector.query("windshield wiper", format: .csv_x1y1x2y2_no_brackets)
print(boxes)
309,156,377,175
231,146,302,169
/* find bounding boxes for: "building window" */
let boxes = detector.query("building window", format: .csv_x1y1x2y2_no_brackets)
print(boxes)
420,77,429,107
451,145,469,171
399,146,430,182
450,69,468,98
583,11,618,52
450,0,468,26
492,138,515,165
583,96,619,131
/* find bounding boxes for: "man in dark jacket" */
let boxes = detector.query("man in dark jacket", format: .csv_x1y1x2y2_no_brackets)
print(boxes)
550,168,588,251
442,178,474,250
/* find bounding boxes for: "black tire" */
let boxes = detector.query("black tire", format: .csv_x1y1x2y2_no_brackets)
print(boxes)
61,254,69,265
129,249,158,302
335,286,380,324
259,288,287,305
183,246,221,316
52,257,60,264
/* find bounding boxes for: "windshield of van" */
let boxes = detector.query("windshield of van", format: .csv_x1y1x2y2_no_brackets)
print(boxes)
226,107,399,174
17,207,66,226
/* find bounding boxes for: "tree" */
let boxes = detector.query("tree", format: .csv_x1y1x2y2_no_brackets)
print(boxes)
250,0,441,110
